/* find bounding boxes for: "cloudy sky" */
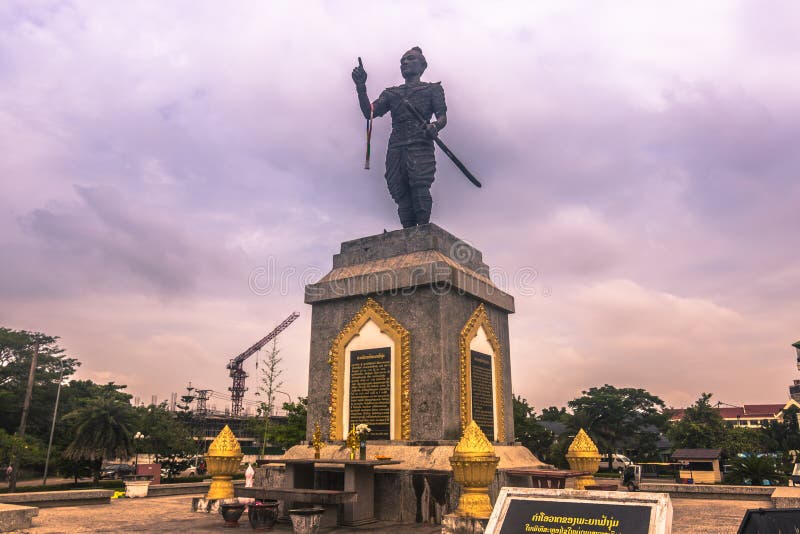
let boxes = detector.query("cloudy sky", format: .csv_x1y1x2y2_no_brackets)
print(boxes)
2,1,798,414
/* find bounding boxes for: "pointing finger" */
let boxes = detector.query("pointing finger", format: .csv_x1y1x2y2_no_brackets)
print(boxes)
358,57,363,69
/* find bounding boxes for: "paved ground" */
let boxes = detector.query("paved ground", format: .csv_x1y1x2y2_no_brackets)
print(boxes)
671,498,764,534
19,494,766,533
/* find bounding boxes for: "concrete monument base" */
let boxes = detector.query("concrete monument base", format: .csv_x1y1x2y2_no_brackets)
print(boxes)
256,441,544,525
305,224,522,444
284,443,544,471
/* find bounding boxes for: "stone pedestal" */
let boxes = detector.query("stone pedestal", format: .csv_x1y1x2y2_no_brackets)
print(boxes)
442,514,488,534
304,224,517,444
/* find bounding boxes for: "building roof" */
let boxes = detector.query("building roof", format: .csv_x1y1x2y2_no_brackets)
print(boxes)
672,448,722,460
669,401,798,422
538,421,567,436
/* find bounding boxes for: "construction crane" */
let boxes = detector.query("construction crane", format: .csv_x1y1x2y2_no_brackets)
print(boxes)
227,312,299,416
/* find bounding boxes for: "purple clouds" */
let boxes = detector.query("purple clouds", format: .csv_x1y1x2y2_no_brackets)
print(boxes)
1,1,797,410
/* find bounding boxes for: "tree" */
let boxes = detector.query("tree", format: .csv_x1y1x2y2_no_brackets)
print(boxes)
513,396,556,462
63,392,135,482
257,339,283,454
667,393,726,450
176,384,196,418
0,328,79,489
265,398,307,450
540,406,568,422
762,405,800,453
133,403,195,479
0,328,79,439
721,427,767,457
0,429,42,470
568,385,667,469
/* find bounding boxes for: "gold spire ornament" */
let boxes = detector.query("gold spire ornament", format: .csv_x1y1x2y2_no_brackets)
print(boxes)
346,424,358,460
449,421,499,518
565,428,601,490
205,425,244,500
311,421,324,459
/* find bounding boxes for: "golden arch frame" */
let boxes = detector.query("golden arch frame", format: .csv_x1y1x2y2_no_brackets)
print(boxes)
327,298,411,441
459,303,505,441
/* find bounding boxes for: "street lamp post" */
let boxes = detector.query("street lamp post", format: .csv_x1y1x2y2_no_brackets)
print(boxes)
133,432,145,474
42,358,66,486
275,391,293,413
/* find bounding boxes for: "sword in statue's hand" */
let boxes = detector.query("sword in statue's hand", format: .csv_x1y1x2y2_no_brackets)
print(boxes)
402,99,482,188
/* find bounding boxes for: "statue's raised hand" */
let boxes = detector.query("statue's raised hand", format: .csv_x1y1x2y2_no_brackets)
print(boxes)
352,57,367,85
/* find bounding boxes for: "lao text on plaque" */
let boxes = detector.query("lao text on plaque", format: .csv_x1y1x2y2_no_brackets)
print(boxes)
349,347,391,439
485,488,672,534
470,350,494,440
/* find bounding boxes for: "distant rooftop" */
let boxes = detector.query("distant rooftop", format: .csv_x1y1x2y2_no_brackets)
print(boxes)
672,448,722,460
669,401,799,421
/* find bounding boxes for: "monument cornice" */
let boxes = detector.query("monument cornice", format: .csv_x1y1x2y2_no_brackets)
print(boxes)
306,249,514,313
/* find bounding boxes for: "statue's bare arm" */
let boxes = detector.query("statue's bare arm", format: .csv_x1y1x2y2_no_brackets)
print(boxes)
352,58,373,119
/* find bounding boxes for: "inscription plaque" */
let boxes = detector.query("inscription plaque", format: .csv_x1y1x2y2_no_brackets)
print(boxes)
349,347,391,439
470,350,494,440
498,498,651,534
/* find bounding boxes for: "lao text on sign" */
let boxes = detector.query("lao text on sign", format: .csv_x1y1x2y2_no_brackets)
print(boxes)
485,488,672,534
471,350,494,440
349,347,391,439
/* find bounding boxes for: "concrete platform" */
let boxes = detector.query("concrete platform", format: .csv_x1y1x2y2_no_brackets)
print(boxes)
640,482,773,501
0,503,38,532
19,493,771,533
771,486,800,508
0,489,113,508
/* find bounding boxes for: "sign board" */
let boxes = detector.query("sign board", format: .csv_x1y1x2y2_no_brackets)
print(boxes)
348,347,391,439
486,488,672,534
470,350,494,440
737,508,800,533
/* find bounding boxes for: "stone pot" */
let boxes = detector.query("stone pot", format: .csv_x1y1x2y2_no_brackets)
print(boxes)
288,507,324,534
220,502,246,528
123,477,151,498
248,500,279,531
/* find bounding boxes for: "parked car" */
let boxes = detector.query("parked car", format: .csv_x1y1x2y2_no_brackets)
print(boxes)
100,463,134,479
598,454,633,471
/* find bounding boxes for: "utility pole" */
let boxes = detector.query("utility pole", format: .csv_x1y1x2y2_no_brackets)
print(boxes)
42,358,65,486
10,342,39,492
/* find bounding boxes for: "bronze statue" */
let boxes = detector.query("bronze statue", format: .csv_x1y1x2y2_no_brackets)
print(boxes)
352,47,448,228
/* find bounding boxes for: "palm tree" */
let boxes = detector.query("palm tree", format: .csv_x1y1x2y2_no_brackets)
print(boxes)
725,455,786,486
63,393,134,483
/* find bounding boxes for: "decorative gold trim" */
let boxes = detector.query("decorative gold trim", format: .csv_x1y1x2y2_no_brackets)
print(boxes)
328,298,411,441
459,304,505,441
450,421,500,518
565,428,601,490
